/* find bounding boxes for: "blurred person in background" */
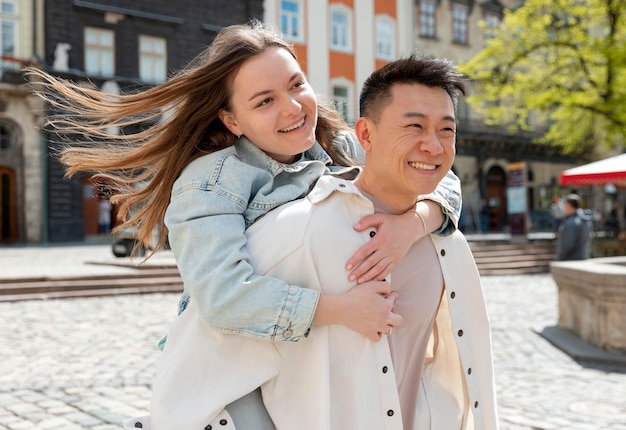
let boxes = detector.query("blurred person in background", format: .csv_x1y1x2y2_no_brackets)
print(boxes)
555,194,593,261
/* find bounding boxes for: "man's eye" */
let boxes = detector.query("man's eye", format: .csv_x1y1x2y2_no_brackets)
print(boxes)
440,128,456,136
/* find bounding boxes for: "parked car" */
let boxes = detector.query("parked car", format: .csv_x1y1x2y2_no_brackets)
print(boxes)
112,225,161,258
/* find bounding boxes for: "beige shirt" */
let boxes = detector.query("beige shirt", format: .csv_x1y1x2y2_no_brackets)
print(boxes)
364,192,460,429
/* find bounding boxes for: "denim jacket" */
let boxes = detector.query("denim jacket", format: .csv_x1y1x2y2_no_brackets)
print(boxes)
164,132,461,345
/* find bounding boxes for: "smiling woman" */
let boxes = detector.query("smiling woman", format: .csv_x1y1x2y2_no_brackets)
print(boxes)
217,47,318,163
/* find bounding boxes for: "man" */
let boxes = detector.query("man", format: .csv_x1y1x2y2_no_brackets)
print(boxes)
243,54,498,429
556,194,593,261
147,55,498,430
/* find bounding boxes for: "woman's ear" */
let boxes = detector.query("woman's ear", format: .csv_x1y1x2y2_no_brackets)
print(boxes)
218,109,242,136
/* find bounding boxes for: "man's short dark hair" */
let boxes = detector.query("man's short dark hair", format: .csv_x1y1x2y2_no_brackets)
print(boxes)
565,194,581,209
359,53,466,122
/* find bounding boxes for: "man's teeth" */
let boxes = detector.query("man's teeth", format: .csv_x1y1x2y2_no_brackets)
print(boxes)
409,162,436,170
279,119,304,132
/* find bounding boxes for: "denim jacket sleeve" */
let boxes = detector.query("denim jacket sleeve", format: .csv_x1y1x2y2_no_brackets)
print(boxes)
418,170,462,236
165,156,321,343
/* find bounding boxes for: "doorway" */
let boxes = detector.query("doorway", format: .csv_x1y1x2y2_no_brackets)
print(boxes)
485,165,507,231
0,167,17,241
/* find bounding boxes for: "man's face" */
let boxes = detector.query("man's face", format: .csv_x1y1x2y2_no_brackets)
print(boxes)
357,83,456,210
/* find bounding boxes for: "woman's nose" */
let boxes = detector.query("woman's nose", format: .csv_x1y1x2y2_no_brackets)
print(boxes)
282,96,301,115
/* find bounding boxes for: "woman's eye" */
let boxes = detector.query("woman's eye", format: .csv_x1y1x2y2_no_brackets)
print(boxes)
258,98,272,107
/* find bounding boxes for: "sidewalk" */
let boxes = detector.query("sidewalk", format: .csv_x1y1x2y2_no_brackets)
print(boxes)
0,242,177,281
1,242,625,430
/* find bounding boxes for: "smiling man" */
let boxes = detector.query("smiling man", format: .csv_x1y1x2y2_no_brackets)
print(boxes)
348,55,498,429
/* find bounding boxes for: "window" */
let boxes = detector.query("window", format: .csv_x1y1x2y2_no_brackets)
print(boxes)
452,3,469,44
375,16,395,61
139,35,166,84
419,0,436,38
0,0,17,58
84,27,115,77
330,5,352,52
331,79,354,123
0,123,13,150
280,0,303,42
484,13,500,39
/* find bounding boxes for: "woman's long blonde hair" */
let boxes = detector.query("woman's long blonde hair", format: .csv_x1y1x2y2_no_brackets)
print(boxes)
28,20,351,256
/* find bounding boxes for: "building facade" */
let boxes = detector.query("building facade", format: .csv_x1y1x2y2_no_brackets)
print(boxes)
1,0,582,244
0,0,45,243
264,0,578,234
3,0,263,244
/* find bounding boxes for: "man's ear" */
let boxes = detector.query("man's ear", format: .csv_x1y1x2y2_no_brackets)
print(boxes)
218,109,242,136
354,117,373,152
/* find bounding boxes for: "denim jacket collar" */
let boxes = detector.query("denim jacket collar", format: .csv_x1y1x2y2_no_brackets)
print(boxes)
235,137,333,177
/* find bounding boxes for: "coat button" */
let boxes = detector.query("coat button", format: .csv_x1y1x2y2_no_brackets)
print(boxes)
450,291,456,299
474,401,479,408
204,426,212,430
387,410,394,416
468,367,472,375
134,423,143,429
220,419,228,425
440,249,446,256
339,183,346,188
283,329,293,339
382,366,388,373
457,329,464,337
370,230,376,237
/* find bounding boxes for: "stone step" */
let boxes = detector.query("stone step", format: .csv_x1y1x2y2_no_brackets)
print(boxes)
0,267,183,301
469,240,556,276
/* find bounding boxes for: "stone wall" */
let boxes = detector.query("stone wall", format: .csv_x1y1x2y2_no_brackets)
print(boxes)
550,257,626,354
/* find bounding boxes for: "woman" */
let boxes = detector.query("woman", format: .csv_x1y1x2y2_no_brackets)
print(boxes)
29,20,461,429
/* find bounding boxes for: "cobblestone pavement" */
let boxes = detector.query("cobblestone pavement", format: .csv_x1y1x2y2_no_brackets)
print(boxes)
1,273,625,429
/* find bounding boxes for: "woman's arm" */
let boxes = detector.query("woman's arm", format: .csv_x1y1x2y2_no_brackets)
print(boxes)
345,170,462,283
167,186,400,342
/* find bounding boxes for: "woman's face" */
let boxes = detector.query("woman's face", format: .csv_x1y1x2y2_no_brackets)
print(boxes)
219,47,318,163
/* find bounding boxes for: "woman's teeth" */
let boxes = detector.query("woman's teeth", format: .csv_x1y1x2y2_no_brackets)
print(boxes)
279,118,305,132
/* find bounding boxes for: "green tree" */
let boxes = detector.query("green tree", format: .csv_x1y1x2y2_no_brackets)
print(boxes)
458,0,626,157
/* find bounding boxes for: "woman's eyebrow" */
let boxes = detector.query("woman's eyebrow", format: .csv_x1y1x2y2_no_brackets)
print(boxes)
247,73,301,102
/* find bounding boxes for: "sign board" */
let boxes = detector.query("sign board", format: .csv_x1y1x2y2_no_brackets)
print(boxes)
507,162,528,235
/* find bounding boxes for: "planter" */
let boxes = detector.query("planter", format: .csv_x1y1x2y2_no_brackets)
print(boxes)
550,257,626,354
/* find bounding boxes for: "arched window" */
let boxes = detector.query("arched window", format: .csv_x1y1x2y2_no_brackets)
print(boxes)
0,123,14,150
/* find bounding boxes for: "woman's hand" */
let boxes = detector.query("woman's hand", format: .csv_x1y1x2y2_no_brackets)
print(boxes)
314,280,402,342
346,211,423,283
346,201,444,283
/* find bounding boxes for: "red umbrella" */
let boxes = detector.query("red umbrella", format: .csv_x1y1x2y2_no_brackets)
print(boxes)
559,153,626,187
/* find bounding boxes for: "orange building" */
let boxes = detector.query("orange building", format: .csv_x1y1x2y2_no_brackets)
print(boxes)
264,0,415,124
